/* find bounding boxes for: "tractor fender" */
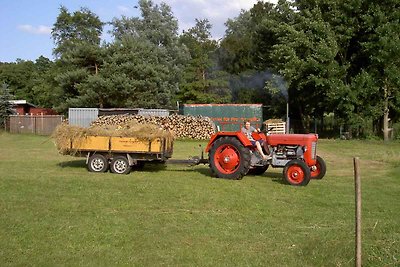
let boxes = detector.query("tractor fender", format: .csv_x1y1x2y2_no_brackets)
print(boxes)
205,131,252,153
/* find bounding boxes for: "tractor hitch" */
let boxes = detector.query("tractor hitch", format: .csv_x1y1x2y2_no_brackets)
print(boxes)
166,148,209,166
166,156,209,166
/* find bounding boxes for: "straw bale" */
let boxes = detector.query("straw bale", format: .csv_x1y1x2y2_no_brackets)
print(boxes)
52,121,174,155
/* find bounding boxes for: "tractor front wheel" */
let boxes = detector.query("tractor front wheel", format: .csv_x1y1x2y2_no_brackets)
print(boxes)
209,137,251,180
283,159,311,186
310,156,326,179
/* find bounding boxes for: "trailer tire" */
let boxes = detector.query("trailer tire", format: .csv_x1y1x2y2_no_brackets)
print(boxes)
209,137,251,180
87,154,109,173
110,156,131,175
283,159,311,186
311,156,326,179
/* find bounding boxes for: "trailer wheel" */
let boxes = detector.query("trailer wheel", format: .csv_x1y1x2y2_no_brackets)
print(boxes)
209,137,251,180
310,156,326,179
283,159,311,186
110,156,131,175
87,154,109,173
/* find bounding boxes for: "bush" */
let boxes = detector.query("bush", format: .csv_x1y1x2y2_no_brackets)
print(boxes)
392,122,400,140
0,84,13,129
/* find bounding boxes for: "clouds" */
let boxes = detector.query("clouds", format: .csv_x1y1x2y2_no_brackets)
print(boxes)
117,5,135,15
13,1,278,43
18,24,52,35
153,0,277,39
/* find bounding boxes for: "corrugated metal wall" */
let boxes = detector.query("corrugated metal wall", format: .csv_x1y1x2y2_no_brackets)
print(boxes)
138,109,169,117
68,108,99,127
98,108,140,116
9,115,64,135
68,108,170,127
182,104,263,131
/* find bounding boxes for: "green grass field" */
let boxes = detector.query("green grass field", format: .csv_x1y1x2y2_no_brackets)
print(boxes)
0,133,399,266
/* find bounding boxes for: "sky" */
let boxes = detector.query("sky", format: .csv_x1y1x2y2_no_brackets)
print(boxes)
0,0,277,63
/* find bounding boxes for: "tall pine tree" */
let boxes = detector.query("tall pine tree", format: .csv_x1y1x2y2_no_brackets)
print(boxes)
0,83,13,129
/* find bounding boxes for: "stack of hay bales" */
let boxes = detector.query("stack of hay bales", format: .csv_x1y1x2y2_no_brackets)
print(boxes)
91,114,216,140
53,122,174,156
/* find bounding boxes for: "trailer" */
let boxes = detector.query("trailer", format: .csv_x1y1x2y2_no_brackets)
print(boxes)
60,135,174,174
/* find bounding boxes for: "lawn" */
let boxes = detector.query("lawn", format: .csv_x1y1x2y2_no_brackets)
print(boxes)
0,132,399,266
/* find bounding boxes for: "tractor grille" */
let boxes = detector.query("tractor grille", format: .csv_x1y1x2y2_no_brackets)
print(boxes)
311,142,317,160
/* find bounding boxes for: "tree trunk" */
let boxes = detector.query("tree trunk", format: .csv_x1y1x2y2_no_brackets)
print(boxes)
99,97,104,108
383,81,390,142
298,106,306,133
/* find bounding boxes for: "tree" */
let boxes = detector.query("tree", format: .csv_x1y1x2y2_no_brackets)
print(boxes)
0,60,36,103
111,0,178,47
215,2,293,119
0,83,13,129
218,10,254,75
267,4,345,131
30,57,62,108
52,6,104,58
218,1,277,74
67,37,183,109
291,0,374,134
108,0,189,108
248,0,400,136
179,19,231,103
51,6,105,112
0,57,63,110
290,0,400,137
359,1,400,140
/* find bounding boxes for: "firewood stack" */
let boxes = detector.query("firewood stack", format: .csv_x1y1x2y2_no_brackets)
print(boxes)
91,114,216,140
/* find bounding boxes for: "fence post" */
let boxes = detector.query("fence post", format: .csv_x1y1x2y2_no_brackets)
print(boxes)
34,115,36,135
354,157,362,267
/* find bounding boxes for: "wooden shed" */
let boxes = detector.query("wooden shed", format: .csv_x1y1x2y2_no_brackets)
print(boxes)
9,100,58,115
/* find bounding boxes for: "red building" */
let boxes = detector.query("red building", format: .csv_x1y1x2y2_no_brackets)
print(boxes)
9,100,58,115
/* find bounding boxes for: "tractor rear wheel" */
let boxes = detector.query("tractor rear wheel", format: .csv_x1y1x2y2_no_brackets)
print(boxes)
310,156,326,179
209,137,251,180
283,159,311,186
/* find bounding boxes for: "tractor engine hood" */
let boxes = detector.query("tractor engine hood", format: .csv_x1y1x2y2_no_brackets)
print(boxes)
266,134,318,146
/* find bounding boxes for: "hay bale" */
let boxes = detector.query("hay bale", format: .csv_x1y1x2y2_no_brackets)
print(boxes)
52,124,85,155
52,121,174,155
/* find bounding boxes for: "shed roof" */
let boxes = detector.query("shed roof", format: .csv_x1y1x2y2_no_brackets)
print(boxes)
9,100,37,107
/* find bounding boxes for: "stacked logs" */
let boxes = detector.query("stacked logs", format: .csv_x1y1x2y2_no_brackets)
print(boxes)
91,114,216,140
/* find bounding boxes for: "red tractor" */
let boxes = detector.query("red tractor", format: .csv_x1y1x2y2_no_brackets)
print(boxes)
205,130,326,186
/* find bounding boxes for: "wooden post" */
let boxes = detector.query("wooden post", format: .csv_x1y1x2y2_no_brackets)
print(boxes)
354,157,361,267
